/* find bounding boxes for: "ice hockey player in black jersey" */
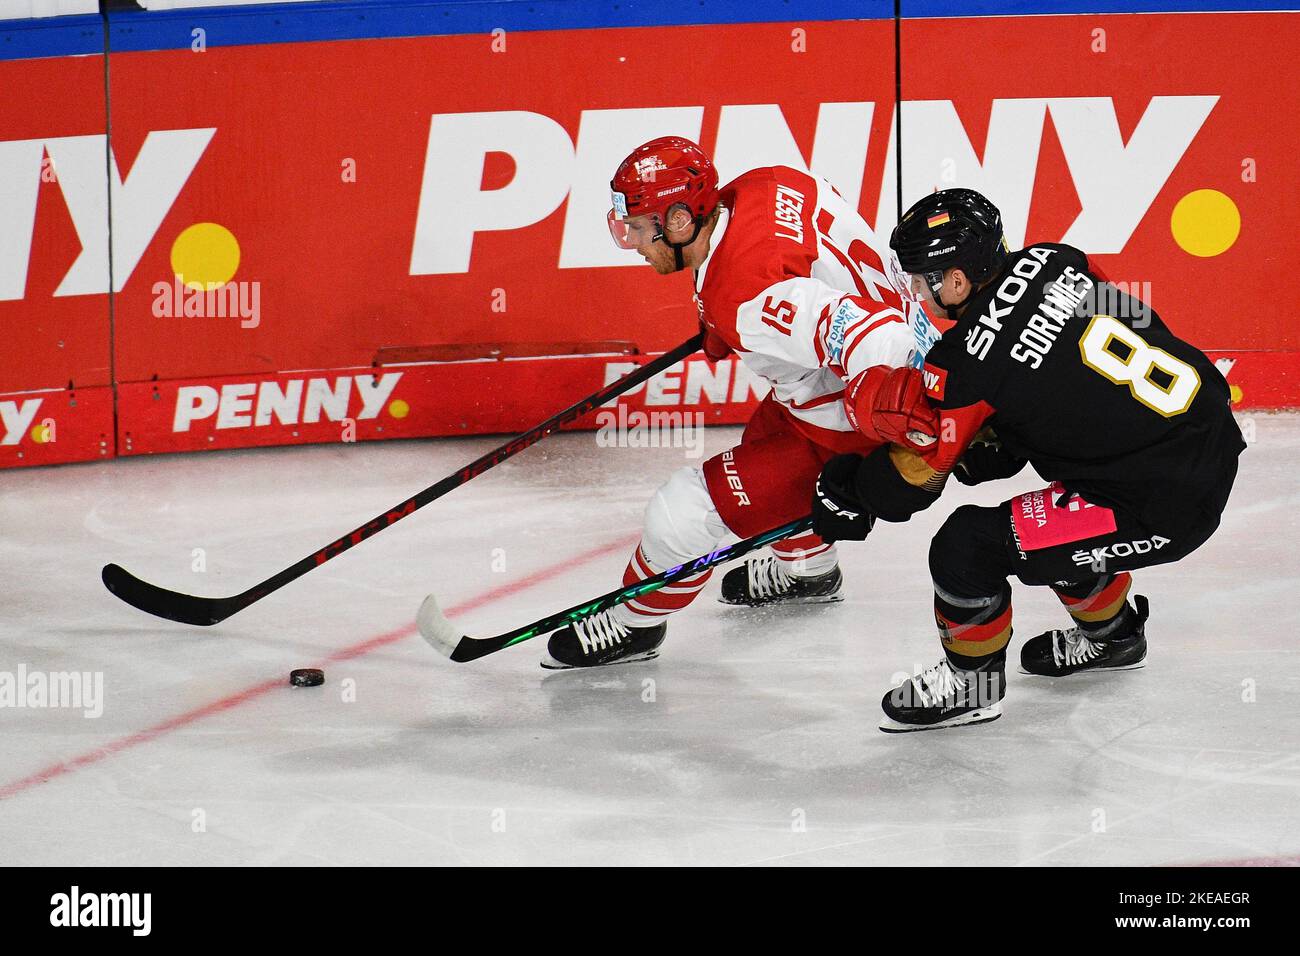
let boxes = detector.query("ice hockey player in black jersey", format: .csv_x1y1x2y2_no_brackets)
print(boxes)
810,188,1246,732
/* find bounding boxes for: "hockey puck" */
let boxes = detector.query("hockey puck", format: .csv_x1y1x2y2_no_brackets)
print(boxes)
289,668,324,687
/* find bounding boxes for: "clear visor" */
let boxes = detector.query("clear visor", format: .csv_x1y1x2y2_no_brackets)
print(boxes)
906,270,946,302
607,209,663,250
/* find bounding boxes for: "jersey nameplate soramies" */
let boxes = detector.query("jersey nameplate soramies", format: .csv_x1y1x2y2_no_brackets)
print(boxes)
1010,265,1094,369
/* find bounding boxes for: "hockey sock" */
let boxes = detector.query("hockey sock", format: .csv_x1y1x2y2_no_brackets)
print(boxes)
933,580,1013,670
771,532,838,577
1052,572,1133,638
615,542,712,624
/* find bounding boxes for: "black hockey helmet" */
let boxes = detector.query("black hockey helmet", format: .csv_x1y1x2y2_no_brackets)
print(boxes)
889,189,1008,309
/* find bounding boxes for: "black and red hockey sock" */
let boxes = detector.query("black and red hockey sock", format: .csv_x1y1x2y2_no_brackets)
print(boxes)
933,580,1013,671
1052,572,1133,638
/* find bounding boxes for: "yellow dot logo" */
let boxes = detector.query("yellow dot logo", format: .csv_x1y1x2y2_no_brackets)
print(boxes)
1229,384,1243,404
388,399,410,419
170,223,241,291
30,423,50,443
1171,189,1241,258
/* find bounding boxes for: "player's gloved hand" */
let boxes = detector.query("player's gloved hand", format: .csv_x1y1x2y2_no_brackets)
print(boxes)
699,319,732,362
953,436,1026,486
845,366,938,452
812,454,877,544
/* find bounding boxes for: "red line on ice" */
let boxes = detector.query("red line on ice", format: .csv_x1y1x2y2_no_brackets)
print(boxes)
0,532,639,802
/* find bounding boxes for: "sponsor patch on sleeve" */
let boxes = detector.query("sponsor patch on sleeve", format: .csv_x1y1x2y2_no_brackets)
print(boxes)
910,306,941,366
920,362,947,401
825,299,864,366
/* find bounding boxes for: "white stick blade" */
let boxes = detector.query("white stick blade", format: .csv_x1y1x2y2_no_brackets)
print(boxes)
417,593,460,658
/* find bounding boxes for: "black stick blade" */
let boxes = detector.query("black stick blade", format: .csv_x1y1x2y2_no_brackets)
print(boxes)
101,564,236,627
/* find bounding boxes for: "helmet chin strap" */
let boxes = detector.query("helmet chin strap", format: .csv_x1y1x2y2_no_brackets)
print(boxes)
927,273,971,321
936,289,963,322
655,216,706,272
925,277,958,320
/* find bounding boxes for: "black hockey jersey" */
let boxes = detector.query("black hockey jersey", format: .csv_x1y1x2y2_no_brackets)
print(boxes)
870,243,1244,530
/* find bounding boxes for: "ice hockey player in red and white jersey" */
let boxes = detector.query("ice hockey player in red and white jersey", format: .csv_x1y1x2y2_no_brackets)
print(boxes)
543,136,939,668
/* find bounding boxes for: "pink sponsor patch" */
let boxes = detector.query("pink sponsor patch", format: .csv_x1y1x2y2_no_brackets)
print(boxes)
1012,483,1118,551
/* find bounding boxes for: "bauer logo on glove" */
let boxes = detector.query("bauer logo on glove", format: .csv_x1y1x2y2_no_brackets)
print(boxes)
811,456,878,544
816,485,860,522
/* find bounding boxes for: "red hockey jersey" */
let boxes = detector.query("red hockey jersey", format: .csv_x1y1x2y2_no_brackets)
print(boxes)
694,166,935,448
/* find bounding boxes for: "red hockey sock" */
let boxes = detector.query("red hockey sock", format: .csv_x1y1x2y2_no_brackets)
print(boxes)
619,543,712,622
770,531,837,576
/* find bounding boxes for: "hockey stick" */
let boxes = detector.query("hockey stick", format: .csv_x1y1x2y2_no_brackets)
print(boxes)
418,516,814,663
102,334,704,627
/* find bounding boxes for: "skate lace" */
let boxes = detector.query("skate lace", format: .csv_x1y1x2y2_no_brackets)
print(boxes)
1052,628,1103,667
914,660,964,708
573,609,631,655
747,555,795,600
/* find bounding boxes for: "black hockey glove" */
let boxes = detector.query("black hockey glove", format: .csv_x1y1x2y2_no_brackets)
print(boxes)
953,436,1026,486
812,454,877,544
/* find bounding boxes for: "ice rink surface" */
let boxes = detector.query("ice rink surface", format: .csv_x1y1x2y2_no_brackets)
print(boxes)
2,414,1297,866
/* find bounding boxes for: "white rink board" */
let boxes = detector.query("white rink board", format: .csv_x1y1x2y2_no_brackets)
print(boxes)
0,414,1296,866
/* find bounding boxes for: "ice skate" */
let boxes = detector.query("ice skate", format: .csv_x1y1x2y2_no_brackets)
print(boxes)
1020,595,1149,677
879,656,1006,732
541,608,667,669
718,554,843,607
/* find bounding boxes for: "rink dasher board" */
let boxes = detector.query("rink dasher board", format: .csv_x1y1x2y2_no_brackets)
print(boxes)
1,348,1292,470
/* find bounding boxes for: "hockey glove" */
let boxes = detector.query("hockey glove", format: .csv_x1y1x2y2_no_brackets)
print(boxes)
700,320,733,362
844,366,939,452
812,454,877,544
953,434,1027,486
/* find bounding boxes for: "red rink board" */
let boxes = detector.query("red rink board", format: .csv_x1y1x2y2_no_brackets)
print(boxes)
0,386,115,468
0,347,1285,469
110,353,767,458
0,12,1295,469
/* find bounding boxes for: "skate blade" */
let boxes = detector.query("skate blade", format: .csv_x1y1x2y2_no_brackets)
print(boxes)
1018,659,1146,677
717,592,845,608
540,650,660,671
878,702,1002,734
